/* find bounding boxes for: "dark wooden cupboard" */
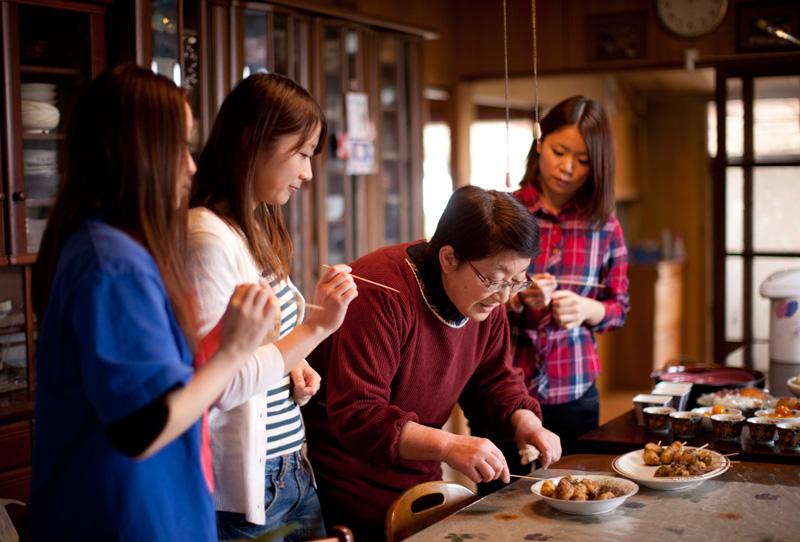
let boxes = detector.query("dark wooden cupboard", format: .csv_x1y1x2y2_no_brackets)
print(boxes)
0,2,107,535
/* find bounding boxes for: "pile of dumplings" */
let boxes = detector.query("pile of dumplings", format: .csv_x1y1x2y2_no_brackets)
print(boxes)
642,441,715,477
539,476,620,501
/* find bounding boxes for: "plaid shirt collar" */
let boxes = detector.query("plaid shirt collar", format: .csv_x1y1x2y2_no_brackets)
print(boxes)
515,183,589,221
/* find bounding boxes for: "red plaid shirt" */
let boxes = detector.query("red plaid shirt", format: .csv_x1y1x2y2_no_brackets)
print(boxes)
510,184,630,405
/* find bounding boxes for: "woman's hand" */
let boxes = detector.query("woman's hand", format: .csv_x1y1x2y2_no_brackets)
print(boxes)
550,290,605,329
442,434,510,485
514,273,557,311
218,282,280,360
511,410,562,469
290,360,321,407
304,264,358,336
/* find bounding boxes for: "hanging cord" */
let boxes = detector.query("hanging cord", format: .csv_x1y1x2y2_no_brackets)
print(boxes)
531,0,541,142
502,0,511,189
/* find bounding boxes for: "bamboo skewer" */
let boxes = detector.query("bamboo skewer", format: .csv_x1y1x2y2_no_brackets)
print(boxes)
322,264,401,294
509,474,549,482
556,278,603,288
305,303,324,311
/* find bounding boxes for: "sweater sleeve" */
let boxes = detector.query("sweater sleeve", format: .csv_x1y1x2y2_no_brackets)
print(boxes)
323,285,419,467
458,309,541,440
593,218,630,333
186,227,285,411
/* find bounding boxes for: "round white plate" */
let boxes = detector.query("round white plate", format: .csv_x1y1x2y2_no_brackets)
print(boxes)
612,448,729,491
530,475,639,515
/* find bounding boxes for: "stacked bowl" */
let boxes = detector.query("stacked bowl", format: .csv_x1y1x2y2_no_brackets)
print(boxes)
21,83,59,132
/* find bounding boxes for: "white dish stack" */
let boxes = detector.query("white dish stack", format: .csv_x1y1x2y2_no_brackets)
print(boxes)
23,148,58,199
651,382,693,411
20,83,59,132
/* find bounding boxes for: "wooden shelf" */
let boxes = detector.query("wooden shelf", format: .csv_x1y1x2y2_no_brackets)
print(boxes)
22,133,64,141
8,255,37,266
20,65,81,76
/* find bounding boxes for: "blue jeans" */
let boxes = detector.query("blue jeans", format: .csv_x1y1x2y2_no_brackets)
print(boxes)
217,451,325,541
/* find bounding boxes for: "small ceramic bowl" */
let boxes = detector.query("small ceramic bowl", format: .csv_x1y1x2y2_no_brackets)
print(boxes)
531,475,639,516
21,100,60,132
787,376,800,398
710,413,745,441
754,408,800,422
691,406,742,431
746,416,777,445
669,411,703,439
643,406,675,433
776,422,800,449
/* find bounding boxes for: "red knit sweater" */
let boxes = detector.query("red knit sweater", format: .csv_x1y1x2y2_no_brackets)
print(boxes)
305,242,541,530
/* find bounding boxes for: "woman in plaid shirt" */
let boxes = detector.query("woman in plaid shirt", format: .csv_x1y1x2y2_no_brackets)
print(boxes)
507,95,630,457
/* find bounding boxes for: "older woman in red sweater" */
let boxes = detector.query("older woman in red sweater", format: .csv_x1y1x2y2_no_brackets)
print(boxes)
305,186,561,539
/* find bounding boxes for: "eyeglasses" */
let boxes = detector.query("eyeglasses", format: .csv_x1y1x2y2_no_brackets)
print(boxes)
465,260,532,294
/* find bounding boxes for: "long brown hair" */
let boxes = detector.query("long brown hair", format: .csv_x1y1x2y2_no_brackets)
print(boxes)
520,95,615,227
191,73,327,280
33,63,197,348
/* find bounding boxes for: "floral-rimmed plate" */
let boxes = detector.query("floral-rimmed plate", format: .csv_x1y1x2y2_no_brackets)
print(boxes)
529,475,639,515
612,448,730,491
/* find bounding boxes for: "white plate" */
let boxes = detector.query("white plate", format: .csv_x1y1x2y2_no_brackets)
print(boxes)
530,475,639,516
612,448,729,491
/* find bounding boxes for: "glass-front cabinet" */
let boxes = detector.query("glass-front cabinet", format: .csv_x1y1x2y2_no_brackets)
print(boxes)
2,0,104,262
0,0,107,531
142,0,204,152
0,0,105,408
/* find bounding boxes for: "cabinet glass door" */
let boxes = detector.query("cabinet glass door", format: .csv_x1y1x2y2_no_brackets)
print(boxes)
148,0,204,151
14,3,97,258
321,25,348,265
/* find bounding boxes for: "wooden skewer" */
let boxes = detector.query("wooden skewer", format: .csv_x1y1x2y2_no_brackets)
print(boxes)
509,474,549,482
322,264,401,294
723,452,739,457
556,278,603,288
696,443,710,451
305,303,324,311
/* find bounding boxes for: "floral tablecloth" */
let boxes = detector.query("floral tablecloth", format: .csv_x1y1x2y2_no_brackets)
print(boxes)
406,464,800,542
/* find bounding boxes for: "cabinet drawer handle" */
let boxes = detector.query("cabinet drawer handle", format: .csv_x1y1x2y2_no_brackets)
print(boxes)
12,192,26,202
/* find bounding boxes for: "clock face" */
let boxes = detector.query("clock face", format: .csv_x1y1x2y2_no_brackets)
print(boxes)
657,0,728,38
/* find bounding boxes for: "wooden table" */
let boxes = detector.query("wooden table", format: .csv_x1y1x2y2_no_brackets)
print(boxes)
576,409,800,464
406,454,800,541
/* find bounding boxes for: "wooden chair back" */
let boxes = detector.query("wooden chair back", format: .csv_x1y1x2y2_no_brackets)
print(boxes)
385,481,477,542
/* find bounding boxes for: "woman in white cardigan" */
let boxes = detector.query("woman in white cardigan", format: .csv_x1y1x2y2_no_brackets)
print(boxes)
186,73,357,540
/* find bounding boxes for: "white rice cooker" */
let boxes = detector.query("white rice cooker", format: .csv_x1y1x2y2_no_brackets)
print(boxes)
759,269,800,396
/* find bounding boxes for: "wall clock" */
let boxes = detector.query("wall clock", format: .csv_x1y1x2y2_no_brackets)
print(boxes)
656,0,728,38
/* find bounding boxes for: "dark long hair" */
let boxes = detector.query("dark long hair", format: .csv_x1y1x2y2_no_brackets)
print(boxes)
427,185,540,263
33,63,196,348
520,95,615,227
191,73,327,280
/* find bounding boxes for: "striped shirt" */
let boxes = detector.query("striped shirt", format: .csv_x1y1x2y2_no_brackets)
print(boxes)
509,184,630,405
264,276,304,459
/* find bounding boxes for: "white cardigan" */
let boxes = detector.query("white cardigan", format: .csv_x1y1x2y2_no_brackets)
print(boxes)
187,207,306,525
